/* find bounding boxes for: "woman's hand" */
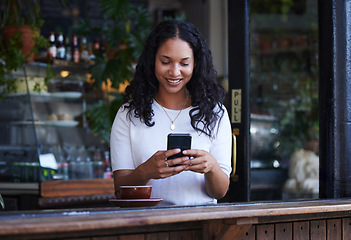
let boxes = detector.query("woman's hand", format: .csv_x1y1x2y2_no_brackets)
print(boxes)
113,148,189,190
138,148,189,180
182,149,218,174
182,149,230,199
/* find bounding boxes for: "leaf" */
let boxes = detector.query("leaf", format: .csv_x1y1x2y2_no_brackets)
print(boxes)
89,56,108,88
80,0,153,143
99,0,130,20
71,19,93,36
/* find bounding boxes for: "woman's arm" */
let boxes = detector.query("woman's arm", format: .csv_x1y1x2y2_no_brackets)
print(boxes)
113,149,189,195
183,149,230,199
204,162,230,199
182,106,232,199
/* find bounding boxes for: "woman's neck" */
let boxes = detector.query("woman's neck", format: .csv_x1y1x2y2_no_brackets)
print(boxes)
155,89,190,110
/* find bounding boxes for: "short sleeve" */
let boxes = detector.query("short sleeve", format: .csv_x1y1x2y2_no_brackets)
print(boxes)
110,106,135,171
209,106,232,176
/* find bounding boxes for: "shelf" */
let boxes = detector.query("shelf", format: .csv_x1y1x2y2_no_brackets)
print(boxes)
251,45,317,56
0,182,39,195
6,91,82,100
25,61,90,74
1,61,107,185
12,120,79,127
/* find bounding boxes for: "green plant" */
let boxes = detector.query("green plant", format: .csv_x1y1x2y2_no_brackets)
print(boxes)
0,0,43,28
251,69,319,159
75,0,153,144
251,0,295,15
0,32,49,97
0,31,26,94
0,0,66,28
0,0,66,96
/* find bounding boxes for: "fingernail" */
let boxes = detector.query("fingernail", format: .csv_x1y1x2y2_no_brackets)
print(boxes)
183,150,187,154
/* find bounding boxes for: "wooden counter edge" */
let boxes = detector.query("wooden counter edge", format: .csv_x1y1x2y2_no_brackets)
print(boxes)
1,199,351,236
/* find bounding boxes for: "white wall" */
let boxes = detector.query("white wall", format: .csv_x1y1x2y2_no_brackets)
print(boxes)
208,0,228,84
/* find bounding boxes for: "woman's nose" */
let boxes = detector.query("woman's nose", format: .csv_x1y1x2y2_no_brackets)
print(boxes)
169,64,181,76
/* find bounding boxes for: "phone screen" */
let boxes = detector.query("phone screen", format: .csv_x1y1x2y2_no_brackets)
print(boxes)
167,133,192,160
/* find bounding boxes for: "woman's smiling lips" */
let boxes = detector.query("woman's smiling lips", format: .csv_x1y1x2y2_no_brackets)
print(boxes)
166,78,182,84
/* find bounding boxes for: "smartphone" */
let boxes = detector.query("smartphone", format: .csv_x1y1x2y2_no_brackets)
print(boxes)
167,133,192,164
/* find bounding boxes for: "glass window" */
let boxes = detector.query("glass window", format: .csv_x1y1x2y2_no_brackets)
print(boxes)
249,0,319,201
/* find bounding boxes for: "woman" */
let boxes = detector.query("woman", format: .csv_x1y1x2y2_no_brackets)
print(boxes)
110,20,232,205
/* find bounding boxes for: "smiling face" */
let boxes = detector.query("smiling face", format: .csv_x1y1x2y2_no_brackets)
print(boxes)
155,38,194,96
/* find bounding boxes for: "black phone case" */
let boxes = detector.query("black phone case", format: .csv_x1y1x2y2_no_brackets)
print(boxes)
167,133,192,160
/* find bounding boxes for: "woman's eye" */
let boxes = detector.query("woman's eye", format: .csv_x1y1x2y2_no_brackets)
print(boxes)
181,63,189,66
161,61,170,65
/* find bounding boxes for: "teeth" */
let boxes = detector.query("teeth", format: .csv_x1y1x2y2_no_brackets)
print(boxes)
167,79,181,83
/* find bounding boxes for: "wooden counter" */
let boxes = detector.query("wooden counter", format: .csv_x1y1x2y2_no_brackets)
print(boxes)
0,179,115,210
1,199,351,239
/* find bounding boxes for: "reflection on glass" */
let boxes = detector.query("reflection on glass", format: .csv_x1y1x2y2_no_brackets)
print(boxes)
249,0,319,201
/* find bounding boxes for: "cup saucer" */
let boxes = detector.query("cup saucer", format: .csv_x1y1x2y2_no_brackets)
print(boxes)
109,198,163,207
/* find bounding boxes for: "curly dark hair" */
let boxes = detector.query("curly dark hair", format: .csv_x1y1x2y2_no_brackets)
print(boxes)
123,19,226,137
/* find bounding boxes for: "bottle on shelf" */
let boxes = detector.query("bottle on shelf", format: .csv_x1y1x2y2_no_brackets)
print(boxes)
76,146,92,179
54,145,69,180
80,36,89,63
93,149,104,178
56,32,66,60
65,36,72,63
61,162,69,180
67,146,78,179
48,32,57,60
103,151,112,179
99,36,106,58
90,38,100,64
93,38,100,52
78,146,94,179
72,33,80,63
75,147,83,179
85,148,94,179
88,42,93,64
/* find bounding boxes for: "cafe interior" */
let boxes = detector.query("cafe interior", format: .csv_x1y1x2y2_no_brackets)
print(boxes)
1,0,351,239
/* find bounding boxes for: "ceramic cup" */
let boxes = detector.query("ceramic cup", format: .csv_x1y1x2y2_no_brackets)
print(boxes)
116,185,152,199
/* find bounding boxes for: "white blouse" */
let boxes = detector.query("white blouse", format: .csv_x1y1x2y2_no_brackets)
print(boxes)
110,100,232,205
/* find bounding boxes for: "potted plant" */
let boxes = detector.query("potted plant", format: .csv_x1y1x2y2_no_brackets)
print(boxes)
74,0,153,143
0,0,66,96
0,0,47,96
0,0,48,61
